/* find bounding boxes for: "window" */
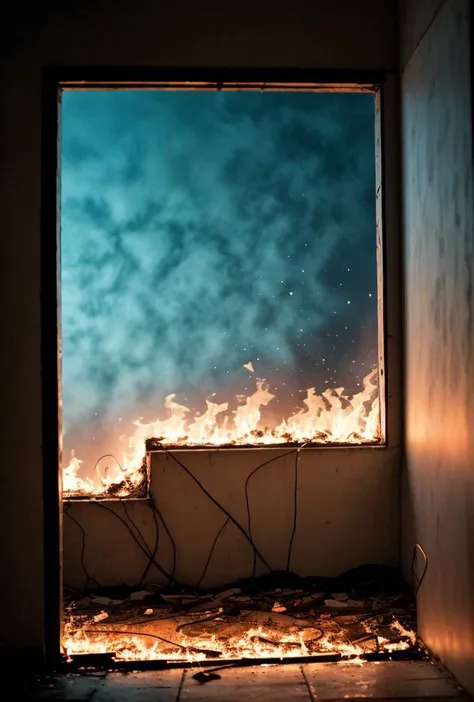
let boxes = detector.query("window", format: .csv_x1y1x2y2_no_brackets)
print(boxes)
60,83,383,499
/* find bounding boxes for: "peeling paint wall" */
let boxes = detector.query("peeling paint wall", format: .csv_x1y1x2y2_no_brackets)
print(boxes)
0,0,399,655
64,448,400,590
400,0,474,693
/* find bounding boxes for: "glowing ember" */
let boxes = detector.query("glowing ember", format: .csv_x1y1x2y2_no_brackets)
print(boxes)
63,367,379,496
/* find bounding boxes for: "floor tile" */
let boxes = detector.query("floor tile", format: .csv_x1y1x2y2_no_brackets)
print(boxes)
31,673,103,700
92,669,183,702
302,660,462,699
180,664,310,701
93,690,178,702
104,671,184,688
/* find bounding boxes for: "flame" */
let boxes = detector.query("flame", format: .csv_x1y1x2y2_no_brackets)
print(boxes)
63,367,380,497
387,619,417,647
62,614,413,663
63,622,310,661
62,451,91,494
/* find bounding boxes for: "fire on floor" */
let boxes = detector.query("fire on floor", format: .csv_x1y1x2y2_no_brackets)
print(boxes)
63,565,419,669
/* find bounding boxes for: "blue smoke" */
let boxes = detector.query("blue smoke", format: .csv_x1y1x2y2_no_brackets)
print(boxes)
60,90,377,458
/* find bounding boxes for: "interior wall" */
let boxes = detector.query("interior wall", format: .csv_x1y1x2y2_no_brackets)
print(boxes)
64,448,400,590
400,0,474,693
0,0,398,655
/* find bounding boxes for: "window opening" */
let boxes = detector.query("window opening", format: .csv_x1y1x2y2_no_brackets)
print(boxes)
60,86,382,500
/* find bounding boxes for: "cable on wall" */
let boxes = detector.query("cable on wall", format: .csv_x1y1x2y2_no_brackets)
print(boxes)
65,442,309,594
244,448,298,577
151,443,310,586
153,442,273,573
411,542,428,595
286,442,310,571
64,505,101,592
120,499,160,588
121,499,153,554
195,517,231,590
149,495,178,586
92,500,188,588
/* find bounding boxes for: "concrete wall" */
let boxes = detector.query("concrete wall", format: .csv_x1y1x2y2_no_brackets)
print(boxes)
400,0,474,693
0,0,399,656
64,448,400,590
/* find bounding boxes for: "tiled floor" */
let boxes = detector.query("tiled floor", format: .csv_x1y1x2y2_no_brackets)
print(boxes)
22,660,469,701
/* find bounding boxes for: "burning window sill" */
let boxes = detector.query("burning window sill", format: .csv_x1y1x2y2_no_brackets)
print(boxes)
146,438,383,451
63,439,387,501
63,456,149,502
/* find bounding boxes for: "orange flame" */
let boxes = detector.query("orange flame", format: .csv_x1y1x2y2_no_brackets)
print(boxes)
62,613,412,663
63,367,379,497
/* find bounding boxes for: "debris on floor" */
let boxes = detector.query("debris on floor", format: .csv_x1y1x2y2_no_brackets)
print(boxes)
63,564,419,664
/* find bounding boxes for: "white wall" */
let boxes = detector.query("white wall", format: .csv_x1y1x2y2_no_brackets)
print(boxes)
0,0,399,656
400,0,474,694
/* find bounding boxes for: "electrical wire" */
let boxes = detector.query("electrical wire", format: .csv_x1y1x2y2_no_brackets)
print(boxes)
121,500,150,553
81,628,221,657
411,543,428,595
92,453,125,475
72,452,147,500
286,449,300,572
149,494,178,586
64,505,101,591
167,444,308,585
187,443,309,585
65,493,179,596
352,633,380,653
244,449,298,577
67,443,307,599
195,517,231,590
138,501,160,587
122,494,176,588
286,443,310,571
154,443,273,572
176,610,226,632
121,499,161,588
92,500,186,588
106,612,193,627
119,499,160,588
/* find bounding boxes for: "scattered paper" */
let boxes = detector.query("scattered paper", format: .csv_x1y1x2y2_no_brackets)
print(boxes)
331,592,349,601
91,596,124,606
243,362,254,372
216,588,241,600
93,611,109,622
